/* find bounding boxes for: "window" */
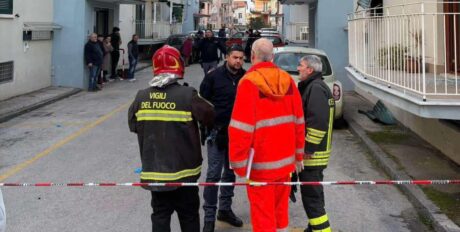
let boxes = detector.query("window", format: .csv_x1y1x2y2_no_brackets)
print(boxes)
238,13,242,19
273,53,332,76
0,0,13,15
0,61,14,84
263,2,269,12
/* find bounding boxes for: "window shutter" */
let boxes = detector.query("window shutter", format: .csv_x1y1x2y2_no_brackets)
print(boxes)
0,0,13,15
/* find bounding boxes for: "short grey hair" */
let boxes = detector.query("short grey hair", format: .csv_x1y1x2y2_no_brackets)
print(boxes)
252,38,274,62
300,55,323,72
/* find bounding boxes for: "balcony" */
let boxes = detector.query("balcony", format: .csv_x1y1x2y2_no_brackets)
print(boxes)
279,0,316,5
134,20,183,44
347,2,460,120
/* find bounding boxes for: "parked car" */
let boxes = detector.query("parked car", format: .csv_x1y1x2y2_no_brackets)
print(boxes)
273,46,344,122
225,33,285,48
261,34,286,48
225,31,247,47
166,34,188,51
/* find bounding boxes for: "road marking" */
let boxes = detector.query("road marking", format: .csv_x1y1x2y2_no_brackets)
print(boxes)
0,102,130,182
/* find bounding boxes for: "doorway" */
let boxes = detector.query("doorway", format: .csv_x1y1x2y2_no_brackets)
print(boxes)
95,8,109,36
444,1,460,73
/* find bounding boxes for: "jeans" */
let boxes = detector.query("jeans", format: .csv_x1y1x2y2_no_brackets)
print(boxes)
202,61,218,75
0,189,5,232
203,143,235,222
128,57,138,79
88,65,100,91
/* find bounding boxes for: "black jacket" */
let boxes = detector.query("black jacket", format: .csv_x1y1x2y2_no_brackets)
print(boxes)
197,37,226,63
128,40,139,59
110,32,121,51
84,41,103,65
199,63,245,127
298,72,335,169
128,83,215,191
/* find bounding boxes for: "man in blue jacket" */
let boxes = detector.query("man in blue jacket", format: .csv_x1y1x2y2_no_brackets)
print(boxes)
84,33,104,91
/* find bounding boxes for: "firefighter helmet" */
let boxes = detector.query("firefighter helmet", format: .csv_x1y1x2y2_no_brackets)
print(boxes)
152,45,184,78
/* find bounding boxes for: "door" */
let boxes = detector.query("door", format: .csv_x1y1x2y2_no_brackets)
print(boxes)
136,5,146,38
445,1,460,73
95,9,109,36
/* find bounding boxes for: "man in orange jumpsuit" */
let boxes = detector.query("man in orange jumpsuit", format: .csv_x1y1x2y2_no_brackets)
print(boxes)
228,38,305,232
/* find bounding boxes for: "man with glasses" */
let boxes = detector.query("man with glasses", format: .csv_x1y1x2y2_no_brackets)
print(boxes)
199,44,246,232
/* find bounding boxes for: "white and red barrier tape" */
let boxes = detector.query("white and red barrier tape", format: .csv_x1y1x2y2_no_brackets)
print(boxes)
1,180,459,187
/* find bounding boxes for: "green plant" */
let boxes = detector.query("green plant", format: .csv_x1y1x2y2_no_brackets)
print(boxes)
377,44,408,70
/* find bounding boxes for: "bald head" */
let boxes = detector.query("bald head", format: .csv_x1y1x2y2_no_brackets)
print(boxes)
251,38,274,64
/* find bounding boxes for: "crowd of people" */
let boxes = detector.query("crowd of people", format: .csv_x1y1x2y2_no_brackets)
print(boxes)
178,25,263,75
129,34,335,231
84,27,139,92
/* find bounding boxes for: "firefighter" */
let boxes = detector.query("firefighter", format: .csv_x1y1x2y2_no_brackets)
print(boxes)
297,55,334,232
128,45,215,232
228,38,305,232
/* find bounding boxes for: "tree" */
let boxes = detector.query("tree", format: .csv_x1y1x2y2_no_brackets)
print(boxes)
248,17,267,30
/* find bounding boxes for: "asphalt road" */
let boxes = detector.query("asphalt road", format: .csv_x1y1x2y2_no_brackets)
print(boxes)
0,62,429,232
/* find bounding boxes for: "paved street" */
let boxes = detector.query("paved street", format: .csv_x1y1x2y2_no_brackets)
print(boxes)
0,63,429,232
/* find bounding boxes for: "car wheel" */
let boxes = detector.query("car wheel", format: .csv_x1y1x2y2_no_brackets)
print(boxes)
334,116,348,129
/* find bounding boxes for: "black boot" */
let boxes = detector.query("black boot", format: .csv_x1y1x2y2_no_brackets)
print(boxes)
217,210,243,227
203,221,215,232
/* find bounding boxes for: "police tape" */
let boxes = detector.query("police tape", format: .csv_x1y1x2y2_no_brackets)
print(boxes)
0,180,459,187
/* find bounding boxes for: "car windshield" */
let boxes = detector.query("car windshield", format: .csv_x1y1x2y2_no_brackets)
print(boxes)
273,52,332,76
168,37,185,46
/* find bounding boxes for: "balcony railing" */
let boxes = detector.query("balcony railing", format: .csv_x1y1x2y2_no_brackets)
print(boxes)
348,2,460,101
134,20,183,41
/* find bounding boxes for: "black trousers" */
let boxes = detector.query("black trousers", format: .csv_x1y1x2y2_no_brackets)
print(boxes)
110,50,120,78
299,168,330,231
151,187,200,232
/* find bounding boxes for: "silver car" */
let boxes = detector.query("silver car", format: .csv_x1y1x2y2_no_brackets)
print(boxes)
273,47,344,122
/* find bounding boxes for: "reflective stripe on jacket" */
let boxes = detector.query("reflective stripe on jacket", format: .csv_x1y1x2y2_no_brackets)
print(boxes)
229,62,305,181
128,83,215,191
298,72,335,168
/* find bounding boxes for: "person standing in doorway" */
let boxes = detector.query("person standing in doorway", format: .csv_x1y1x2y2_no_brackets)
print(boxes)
110,27,122,80
127,34,139,82
84,33,104,91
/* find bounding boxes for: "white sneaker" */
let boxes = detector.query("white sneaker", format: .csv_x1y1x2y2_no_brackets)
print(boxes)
129,78,136,82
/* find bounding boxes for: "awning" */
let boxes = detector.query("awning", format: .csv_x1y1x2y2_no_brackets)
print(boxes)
193,13,211,18
23,22,62,31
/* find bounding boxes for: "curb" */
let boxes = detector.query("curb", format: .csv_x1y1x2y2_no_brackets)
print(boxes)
345,114,460,232
0,88,81,124
0,65,149,124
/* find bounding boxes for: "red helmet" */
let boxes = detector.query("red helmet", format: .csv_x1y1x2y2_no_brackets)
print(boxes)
152,45,184,78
